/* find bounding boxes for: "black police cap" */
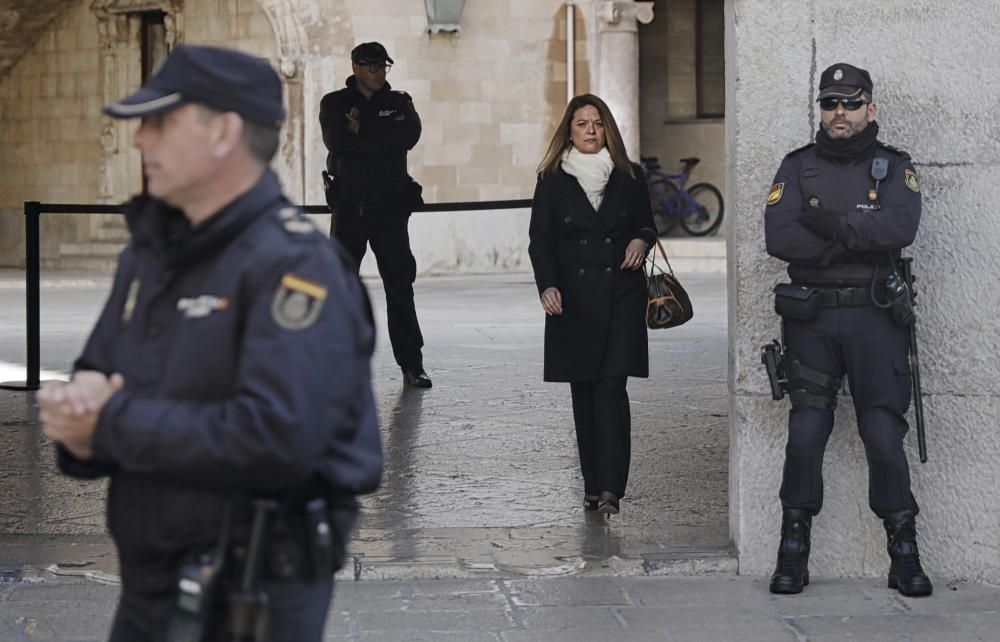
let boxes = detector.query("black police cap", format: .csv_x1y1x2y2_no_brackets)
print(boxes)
104,45,286,127
817,63,874,101
351,42,394,65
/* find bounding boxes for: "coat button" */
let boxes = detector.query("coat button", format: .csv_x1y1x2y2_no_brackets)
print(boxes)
578,268,585,276
146,323,162,338
604,238,611,245
563,216,572,223
605,267,612,274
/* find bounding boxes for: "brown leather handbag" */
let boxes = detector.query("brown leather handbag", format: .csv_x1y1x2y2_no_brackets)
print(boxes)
644,239,694,329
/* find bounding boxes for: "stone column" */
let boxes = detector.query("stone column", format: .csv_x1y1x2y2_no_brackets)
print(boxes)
588,1,654,160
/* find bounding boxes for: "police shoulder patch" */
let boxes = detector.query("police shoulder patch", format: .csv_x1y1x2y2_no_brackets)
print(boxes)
122,278,140,323
876,140,912,160
271,273,327,331
284,219,317,234
767,183,785,206
904,169,920,193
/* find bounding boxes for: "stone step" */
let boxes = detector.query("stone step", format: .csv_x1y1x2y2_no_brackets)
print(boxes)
42,256,117,274
91,222,130,242
58,242,125,257
658,236,726,258
651,237,726,274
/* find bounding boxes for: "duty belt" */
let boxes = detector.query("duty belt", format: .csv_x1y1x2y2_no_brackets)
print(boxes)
814,286,870,307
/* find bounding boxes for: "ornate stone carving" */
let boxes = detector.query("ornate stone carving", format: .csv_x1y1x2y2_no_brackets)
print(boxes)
253,0,324,202
91,0,183,202
255,0,310,79
91,0,184,42
595,1,654,32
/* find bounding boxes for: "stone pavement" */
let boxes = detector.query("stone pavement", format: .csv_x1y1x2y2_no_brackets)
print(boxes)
0,271,730,578
2,570,999,641
4,270,998,640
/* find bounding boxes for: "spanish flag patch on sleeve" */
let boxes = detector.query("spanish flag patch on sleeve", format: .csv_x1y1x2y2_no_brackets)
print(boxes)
271,273,328,331
767,183,785,206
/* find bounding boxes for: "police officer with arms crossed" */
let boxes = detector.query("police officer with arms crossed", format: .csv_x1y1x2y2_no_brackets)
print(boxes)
36,45,382,640
764,63,932,597
320,42,432,388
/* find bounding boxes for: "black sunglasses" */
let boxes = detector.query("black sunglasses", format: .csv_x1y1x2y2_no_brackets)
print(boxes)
819,97,868,111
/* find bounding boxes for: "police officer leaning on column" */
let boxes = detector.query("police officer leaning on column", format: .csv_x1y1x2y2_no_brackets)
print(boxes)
319,41,432,388
763,63,932,597
36,45,383,640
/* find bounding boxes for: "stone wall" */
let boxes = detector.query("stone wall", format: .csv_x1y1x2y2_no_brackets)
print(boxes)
0,0,287,269
0,0,590,270
315,0,581,207
0,1,102,267
728,0,1000,581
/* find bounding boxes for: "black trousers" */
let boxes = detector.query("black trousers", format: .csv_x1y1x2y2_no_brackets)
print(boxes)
780,304,918,518
332,199,424,371
109,576,334,641
570,376,631,498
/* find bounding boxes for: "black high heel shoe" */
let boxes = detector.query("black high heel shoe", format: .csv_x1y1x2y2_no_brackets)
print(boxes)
597,491,620,515
583,495,600,511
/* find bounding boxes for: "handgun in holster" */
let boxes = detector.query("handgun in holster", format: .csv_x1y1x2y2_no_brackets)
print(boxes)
760,339,789,401
322,169,341,210
305,497,358,578
302,497,334,579
165,504,232,642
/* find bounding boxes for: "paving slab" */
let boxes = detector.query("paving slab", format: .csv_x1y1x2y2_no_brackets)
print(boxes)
0,573,998,641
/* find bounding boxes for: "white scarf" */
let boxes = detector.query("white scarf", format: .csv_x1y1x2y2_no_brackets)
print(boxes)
561,146,614,210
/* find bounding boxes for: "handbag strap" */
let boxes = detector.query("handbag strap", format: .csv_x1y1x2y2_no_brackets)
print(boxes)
646,238,676,277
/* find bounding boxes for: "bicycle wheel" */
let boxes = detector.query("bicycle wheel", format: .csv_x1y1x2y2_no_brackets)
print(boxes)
647,178,679,236
679,182,724,237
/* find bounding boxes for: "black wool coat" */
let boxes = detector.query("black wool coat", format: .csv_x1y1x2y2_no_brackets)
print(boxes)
529,165,657,382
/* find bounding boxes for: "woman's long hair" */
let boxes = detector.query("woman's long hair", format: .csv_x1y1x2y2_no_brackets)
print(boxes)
537,94,635,178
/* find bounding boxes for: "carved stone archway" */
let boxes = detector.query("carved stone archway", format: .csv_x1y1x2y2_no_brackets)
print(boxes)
255,0,310,202
255,0,354,204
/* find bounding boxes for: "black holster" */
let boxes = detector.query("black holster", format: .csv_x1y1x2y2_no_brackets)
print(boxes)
322,170,341,212
760,339,841,410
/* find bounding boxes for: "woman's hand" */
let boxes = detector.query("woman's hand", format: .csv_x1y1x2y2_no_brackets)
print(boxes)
540,287,563,315
620,238,648,270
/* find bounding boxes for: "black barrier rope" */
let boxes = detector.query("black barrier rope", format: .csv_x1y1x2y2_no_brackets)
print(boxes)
0,198,532,391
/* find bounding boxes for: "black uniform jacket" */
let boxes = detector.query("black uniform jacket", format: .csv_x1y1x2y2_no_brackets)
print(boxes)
57,171,383,592
765,141,921,285
529,165,657,382
319,77,421,199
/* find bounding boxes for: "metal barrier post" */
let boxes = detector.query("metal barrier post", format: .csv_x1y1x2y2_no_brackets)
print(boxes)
0,201,42,391
0,198,530,393
25,201,41,390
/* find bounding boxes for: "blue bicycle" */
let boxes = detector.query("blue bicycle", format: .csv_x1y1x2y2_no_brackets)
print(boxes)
640,156,724,237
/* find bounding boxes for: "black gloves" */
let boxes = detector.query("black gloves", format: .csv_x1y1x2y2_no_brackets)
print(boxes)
800,207,846,241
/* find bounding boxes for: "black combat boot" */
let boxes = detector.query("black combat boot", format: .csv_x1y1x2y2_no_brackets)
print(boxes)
769,508,812,594
883,510,933,597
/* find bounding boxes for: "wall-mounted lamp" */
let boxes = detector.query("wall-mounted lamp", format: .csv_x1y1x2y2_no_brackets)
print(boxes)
425,0,466,33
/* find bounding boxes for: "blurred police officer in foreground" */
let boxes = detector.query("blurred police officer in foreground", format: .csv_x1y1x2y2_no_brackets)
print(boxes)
319,41,432,389
37,45,383,640
764,63,932,596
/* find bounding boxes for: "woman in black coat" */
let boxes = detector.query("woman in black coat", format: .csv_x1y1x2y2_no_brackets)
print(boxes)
528,94,656,515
